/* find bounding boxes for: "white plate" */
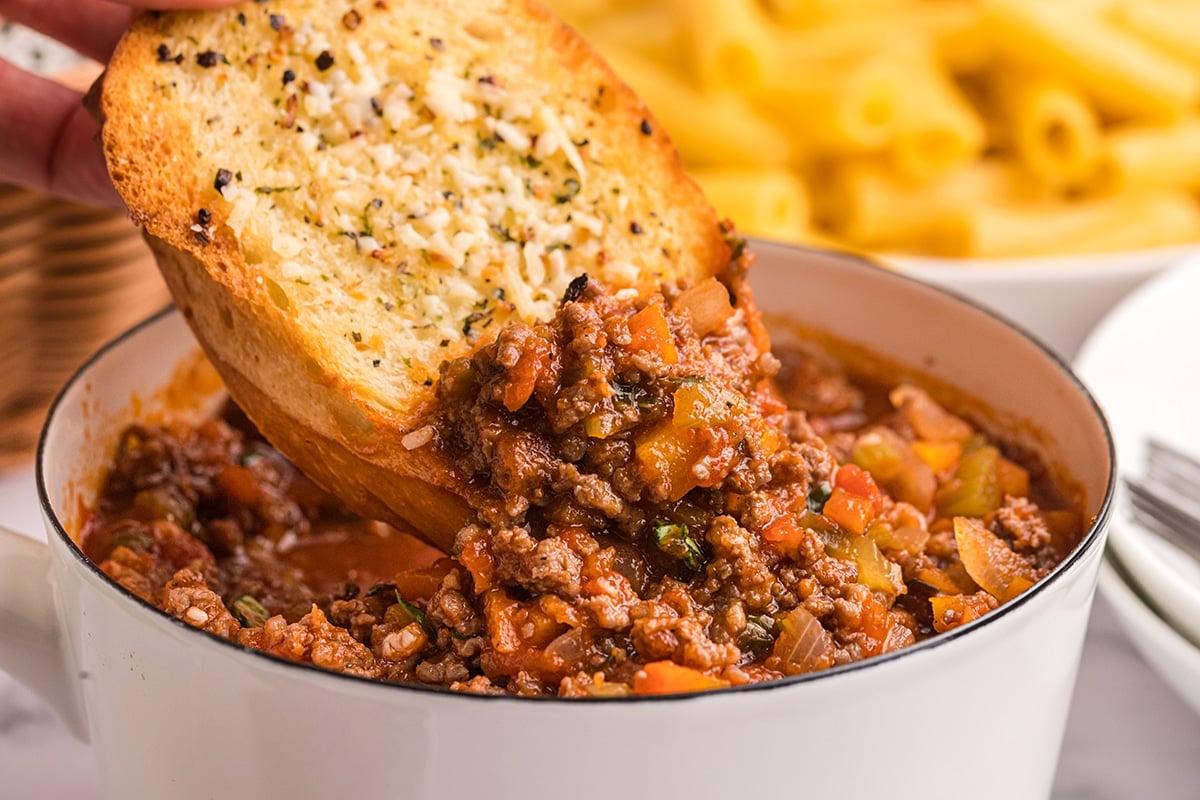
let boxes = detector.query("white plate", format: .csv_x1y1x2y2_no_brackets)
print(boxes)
1098,556,1200,717
1075,256,1200,644
892,243,1200,361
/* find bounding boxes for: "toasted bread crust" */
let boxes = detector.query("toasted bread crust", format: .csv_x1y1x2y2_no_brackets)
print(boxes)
101,0,728,548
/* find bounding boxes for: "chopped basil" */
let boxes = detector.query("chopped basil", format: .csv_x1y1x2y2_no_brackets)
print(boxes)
807,481,833,514
652,521,706,571
231,596,270,628
740,614,777,659
395,593,435,637
612,381,656,411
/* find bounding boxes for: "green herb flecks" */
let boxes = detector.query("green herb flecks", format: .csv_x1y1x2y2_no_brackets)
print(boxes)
740,614,777,659
612,381,657,411
807,481,833,514
652,521,706,571
395,593,435,637
231,596,271,628
555,177,581,204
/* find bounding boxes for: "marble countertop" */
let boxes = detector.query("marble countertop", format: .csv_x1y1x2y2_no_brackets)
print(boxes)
2,467,1199,798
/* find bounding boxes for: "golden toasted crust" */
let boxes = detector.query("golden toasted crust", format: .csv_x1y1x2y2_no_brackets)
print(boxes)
101,0,727,549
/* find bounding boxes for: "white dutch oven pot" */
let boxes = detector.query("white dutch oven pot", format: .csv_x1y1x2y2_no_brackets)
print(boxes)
0,242,1114,800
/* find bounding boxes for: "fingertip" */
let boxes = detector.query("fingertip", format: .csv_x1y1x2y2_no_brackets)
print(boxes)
51,103,125,210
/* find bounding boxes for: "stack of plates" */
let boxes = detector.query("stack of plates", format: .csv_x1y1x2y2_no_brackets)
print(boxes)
0,187,171,470
1075,257,1200,717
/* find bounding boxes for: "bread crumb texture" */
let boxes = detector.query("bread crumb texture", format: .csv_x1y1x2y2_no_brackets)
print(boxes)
103,0,723,408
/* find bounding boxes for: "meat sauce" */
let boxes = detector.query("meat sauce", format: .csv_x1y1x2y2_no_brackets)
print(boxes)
81,257,1083,696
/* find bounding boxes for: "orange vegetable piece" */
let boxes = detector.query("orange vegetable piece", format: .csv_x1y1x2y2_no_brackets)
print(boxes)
458,538,495,592
633,661,730,695
911,440,962,474
502,335,550,412
996,456,1031,498
634,421,710,501
834,464,884,511
824,487,876,535
393,558,455,601
627,303,678,364
762,513,807,557
930,594,994,633
856,593,893,657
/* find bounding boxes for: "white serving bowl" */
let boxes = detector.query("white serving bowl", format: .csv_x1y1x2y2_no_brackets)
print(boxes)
1074,256,1200,646
890,243,1200,361
1098,555,1200,718
0,243,1114,800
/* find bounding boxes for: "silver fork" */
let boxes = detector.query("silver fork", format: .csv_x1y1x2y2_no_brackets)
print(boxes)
1123,438,1200,564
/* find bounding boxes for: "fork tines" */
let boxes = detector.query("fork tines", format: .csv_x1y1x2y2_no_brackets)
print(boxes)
1146,438,1200,498
1123,475,1200,564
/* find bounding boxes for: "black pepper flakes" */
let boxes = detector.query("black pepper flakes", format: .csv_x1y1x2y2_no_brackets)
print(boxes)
639,119,653,136
156,44,183,64
343,10,362,29
269,13,286,31
630,221,644,234
197,208,212,225
196,50,224,68
315,50,335,71
429,37,445,51
214,168,234,192
236,12,247,26
282,69,296,85
370,96,383,117
372,359,381,367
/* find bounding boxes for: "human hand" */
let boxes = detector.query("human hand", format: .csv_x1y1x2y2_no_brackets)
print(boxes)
0,0,240,207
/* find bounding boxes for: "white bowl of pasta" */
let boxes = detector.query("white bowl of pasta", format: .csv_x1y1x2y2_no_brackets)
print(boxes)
886,244,1200,359
545,0,1200,358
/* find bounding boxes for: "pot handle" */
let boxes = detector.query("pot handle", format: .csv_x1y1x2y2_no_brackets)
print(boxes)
0,526,88,740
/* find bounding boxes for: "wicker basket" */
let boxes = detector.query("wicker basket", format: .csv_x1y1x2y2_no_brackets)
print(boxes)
0,185,171,471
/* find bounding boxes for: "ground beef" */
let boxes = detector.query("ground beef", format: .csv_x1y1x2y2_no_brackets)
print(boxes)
81,255,1083,697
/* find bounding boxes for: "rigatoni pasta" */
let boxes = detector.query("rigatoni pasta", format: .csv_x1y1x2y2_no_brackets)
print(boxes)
986,73,1102,189
546,0,1200,259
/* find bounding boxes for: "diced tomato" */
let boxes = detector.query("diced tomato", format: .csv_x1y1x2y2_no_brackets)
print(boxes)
834,464,884,512
633,661,730,695
823,487,876,536
761,514,807,557
856,593,893,657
